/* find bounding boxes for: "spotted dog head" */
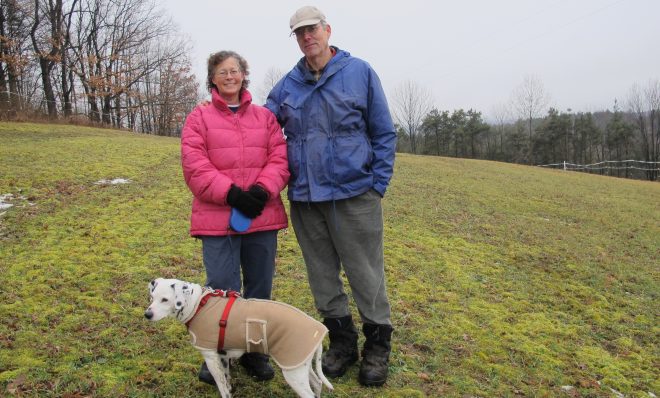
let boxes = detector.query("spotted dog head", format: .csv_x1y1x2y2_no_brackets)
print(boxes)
144,278,191,321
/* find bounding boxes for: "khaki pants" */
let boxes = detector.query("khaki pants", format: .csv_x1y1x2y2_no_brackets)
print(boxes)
290,190,391,325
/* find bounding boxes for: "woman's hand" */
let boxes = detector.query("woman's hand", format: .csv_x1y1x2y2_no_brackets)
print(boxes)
226,185,267,219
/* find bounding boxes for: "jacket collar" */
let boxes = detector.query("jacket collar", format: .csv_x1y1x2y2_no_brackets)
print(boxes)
211,88,252,113
294,46,349,84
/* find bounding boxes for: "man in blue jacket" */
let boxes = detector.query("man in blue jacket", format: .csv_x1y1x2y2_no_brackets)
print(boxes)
266,5,397,387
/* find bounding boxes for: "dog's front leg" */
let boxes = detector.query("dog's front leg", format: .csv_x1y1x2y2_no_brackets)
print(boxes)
200,350,231,398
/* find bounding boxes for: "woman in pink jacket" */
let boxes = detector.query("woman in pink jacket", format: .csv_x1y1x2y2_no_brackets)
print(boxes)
180,50,289,383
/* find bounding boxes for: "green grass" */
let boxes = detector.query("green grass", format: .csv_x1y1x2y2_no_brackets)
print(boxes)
1,122,658,397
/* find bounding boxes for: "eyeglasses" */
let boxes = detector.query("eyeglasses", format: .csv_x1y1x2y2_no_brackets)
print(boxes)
215,69,241,78
294,24,320,38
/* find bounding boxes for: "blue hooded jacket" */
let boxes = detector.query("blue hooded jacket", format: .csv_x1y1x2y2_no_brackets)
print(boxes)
266,47,396,202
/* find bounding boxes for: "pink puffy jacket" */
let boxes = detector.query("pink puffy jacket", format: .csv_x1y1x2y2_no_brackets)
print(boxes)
181,88,289,236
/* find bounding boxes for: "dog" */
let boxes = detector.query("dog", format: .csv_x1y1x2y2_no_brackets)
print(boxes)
144,278,333,398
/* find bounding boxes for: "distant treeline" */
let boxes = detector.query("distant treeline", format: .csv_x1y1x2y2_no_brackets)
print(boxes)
0,0,199,136
393,79,660,182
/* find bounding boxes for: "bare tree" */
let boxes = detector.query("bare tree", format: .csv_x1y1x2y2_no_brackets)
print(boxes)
30,0,66,118
391,80,433,154
2,0,197,131
67,0,99,121
646,80,660,179
627,79,660,180
256,66,284,105
134,34,199,135
65,0,193,130
0,0,32,117
511,75,550,162
490,101,514,158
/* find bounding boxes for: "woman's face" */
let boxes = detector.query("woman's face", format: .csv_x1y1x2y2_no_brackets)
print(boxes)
211,57,244,103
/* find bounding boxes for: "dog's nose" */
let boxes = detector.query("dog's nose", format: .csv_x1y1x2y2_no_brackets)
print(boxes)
144,310,153,320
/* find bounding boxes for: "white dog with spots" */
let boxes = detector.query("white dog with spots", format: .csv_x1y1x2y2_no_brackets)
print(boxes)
144,278,333,398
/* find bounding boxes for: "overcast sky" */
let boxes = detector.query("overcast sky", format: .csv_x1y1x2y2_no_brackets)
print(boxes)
160,0,660,120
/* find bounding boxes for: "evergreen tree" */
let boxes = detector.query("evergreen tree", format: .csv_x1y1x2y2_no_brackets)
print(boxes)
606,103,635,176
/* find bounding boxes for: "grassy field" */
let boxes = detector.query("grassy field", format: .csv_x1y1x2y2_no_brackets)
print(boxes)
0,122,658,398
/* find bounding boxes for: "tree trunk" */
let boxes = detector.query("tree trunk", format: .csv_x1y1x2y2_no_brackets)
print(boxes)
38,58,58,118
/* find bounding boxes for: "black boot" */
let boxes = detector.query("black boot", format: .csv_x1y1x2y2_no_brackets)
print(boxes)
322,315,359,378
239,352,275,381
198,361,215,386
359,323,393,387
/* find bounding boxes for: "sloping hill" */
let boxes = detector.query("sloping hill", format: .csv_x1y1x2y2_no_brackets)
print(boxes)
1,122,658,397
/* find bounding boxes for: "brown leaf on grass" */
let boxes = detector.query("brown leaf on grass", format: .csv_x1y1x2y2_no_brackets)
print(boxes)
54,180,85,196
0,332,14,349
451,344,470,357
62,393,92,398
6,374,26,395
605,274,617,287
412,343,434,353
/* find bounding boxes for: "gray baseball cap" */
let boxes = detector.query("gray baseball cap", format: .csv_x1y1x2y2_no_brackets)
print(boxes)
289,6,326,34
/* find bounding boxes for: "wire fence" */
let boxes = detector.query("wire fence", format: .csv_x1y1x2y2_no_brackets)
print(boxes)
537,160,660,181
538,160,660,171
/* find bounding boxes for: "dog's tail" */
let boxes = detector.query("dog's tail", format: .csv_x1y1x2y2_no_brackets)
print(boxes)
313,344,333,394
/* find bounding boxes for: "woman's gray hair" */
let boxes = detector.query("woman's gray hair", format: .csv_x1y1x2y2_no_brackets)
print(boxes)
206,50,250,93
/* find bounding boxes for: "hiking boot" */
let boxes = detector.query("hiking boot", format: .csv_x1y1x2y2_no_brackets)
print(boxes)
322,315,359,378
198,361,215,386
239,352,275,381
358,323,393,387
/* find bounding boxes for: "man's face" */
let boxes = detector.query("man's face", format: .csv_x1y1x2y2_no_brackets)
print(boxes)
294,23,331,59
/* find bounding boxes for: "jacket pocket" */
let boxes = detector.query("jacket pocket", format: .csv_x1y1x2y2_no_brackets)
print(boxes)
333,133,373,183
280,95,304,137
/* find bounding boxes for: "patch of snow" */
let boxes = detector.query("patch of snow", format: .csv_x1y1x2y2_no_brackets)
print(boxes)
561,386,575,393
1,194,15,210
610,388,624,398
94,178,131,185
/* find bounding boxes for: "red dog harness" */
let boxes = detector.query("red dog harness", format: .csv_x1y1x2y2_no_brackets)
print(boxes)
186,289,241,352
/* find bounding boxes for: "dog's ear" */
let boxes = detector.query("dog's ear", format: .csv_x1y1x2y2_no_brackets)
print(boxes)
149,278,160,294
173,281,185,311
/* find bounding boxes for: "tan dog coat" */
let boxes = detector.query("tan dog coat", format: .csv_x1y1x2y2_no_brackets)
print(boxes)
186,293,327,370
